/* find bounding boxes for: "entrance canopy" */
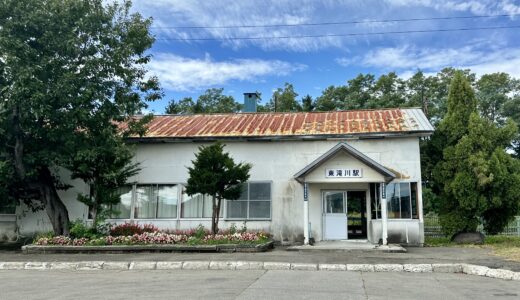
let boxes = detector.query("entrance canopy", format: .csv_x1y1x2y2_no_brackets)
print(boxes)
294,142,395,183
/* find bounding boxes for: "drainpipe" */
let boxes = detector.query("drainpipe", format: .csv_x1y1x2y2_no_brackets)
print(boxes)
303,181,309,245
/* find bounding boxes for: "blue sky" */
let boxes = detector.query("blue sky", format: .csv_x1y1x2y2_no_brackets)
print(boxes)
130,0,520,113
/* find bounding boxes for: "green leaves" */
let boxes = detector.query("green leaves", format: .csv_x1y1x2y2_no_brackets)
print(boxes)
433,72,520,236
165,88,241,114
0,0,160,232
185,142,251,234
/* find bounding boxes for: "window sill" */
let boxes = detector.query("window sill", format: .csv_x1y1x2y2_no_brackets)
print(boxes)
370,219,420,221
224,218,271,222
0,214,16,222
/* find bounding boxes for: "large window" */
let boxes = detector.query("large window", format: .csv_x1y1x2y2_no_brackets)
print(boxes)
370,182,418,219
110,184,178,219
100,182,271,220
226,182,271,220
181,193,222,218
111,186,133,219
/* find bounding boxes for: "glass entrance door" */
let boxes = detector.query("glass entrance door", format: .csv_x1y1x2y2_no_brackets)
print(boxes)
323,191,348,240
346,191,367,239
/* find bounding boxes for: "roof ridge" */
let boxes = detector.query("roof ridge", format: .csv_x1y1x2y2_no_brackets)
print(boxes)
150,107,424,117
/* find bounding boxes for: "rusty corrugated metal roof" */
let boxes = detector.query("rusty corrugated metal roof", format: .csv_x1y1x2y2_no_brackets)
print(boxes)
132,108,433,140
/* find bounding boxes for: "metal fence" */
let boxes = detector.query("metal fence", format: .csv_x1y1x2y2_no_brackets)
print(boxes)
424,215,520,237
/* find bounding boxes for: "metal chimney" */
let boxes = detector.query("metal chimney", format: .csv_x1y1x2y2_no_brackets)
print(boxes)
243,92,259,113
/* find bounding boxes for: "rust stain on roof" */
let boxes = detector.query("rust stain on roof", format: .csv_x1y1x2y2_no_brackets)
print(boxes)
131,108,433,139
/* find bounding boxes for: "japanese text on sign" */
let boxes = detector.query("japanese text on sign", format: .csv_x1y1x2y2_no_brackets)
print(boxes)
325,168,363,178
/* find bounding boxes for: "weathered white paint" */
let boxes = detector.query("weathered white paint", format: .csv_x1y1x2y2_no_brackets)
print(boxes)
12,137,424,244
381,185,389,245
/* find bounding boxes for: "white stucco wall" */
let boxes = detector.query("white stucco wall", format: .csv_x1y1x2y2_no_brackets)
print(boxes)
15,136,424,244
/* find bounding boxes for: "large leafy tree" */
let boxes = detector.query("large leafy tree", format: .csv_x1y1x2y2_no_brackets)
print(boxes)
267,83,301,112
69,127,141,227
165,89,240,114
185,143,251,234
433,71,520,236
0,0,160,234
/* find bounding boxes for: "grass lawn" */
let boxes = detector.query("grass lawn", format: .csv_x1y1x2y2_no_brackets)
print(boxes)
425,236,520,261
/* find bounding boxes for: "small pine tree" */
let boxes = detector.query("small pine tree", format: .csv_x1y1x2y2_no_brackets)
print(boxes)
185,143,251,234
433,71,520,237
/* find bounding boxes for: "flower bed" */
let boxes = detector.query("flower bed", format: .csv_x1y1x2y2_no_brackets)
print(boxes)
35,231,270,246
33,223,271,247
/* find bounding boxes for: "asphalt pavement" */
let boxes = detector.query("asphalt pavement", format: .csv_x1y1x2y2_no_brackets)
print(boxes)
1,269,519,299
1,246,520,271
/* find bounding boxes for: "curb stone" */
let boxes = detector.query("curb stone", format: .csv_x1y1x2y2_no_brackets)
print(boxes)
318,264,347,271
103,261,130,270
404,264,433,273
76,261,104,270
485,268,515,280
156,261,182,270
0,262,26,270
236,261,263,270
263,262,290,270
50,262,78,270
462,264,489,276
374,264,404,272
129,261,157,270
432,263,463,273
209,261,237,270
1,261,519,281
24,262,49,270
290,263,318,271
182,261,209,270
347,264,375,272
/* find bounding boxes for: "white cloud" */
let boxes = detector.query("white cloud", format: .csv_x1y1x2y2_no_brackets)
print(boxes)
133,0,347,52
335,57,355,67
148,53,306,91
131,0,520,52
384,0,520,15
341,43,520,78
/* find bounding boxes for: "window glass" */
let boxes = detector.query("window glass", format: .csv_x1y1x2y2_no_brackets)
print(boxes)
386,183,401,218
249,182,270,200
157,185,178,218
370,183,380,219
225,182,272,220
134,185,157,219
249,201,270,219
399,183,411,219
325,192,344,214
227,200,248,218
238,183,248,200
181,193,203,218
411,183,418,219
111,186,132,219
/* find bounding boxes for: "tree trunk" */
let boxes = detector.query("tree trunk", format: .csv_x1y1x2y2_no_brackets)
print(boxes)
211,196,223,235
11,104,70,235
211,196,218,235
39,167,70,236
90,185,98,229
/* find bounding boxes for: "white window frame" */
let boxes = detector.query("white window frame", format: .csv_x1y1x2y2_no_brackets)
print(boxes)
92,183,183,221
371,182,418,220
225,181,272,221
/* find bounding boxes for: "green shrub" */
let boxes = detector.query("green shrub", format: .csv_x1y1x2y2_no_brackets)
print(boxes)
193,224,206,239
69,219,99,239
229,223,238,235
